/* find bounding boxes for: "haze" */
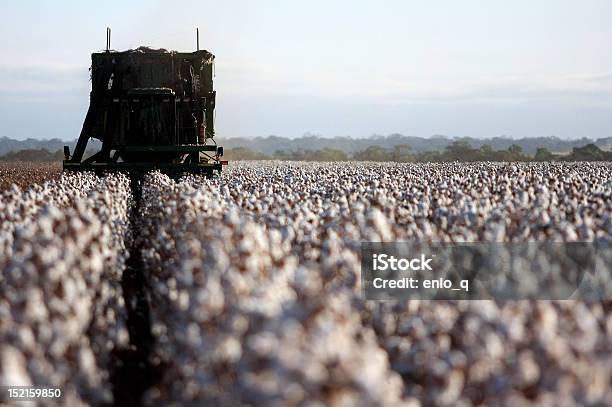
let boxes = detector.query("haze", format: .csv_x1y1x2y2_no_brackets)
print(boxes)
1,0,611,140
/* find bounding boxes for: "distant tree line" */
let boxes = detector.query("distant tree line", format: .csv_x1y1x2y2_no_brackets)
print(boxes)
0,149,64,162
1,134,610,157
220,134,612,156
225,141,612,162
1,143,610,162
0,149,98,162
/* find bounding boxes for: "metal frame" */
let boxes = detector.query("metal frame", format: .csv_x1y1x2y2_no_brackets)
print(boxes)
63,160,223,176
64,143,225,175
122,145,218,153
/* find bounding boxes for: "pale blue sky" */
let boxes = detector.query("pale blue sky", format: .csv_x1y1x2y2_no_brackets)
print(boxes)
1,0,611,140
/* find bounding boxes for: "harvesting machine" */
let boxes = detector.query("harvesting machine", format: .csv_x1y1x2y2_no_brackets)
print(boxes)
63,29,226,176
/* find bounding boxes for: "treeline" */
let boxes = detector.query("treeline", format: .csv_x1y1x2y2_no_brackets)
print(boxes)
0,137,103,156
3,135,610,156
2,143,610,162
0,149,65,162
225,142,612,162
222,134,612,155
0,148,101,162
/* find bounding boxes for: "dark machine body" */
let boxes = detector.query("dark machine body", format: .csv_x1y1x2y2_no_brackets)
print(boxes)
64,44,226,175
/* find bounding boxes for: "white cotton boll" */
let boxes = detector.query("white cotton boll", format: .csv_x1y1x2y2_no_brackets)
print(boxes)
177,290,190,311
24,288,48,321
0,346,32,387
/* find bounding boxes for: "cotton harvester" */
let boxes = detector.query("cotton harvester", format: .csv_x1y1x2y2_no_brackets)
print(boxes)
63,28,227,176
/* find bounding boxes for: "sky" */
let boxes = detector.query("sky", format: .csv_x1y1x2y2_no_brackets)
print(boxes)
0,0,611,140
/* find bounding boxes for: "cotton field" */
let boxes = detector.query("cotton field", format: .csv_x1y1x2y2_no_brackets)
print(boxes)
1,162,611,406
